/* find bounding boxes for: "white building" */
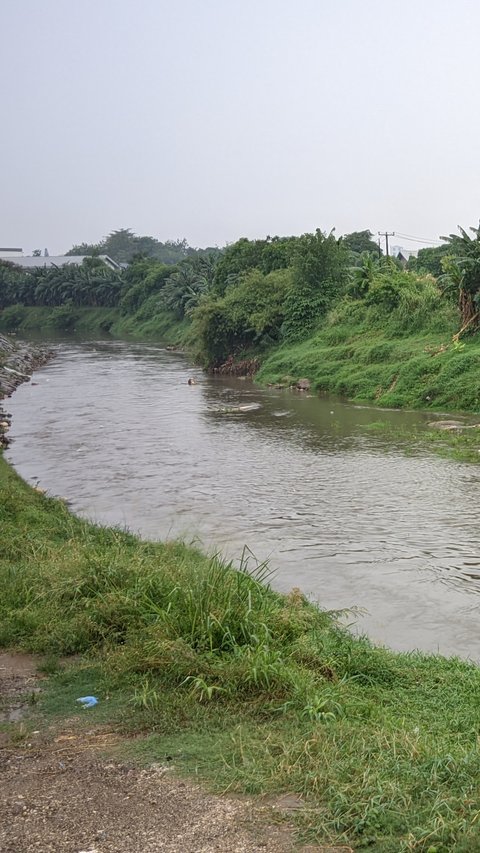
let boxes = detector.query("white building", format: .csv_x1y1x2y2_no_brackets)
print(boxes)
0,253,120,271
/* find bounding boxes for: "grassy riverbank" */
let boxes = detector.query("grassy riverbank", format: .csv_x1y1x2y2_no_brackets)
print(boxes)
2,227,480,417
0,305,186,344
3,289,480,417
258,299,480,413
2,455,480,850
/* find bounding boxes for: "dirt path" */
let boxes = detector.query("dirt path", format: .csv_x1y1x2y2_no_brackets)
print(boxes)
0,653,349,853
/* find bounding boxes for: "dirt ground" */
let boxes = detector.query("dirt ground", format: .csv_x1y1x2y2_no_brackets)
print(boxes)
0,653,351,853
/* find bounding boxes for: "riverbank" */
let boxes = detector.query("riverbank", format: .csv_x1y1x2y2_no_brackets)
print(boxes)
0,653,306,853
2,455,480,850
0,332,53,448
257,302,480,413
5,303,480,475
3,296,480,418
0,305,186,345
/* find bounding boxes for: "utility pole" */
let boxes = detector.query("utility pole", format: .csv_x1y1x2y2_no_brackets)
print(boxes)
378,231,395,257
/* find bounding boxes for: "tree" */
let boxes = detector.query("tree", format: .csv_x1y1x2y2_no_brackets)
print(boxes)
407,244,450,277
160,255,217,319
66,242,101,257
342,230,379,261
213,236,297,294
439,224,480,331
282,230,349,340
191,268,291,366
66,230,212,265
348,252,378,299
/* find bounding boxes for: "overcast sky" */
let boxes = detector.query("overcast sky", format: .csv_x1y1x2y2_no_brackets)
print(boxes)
2,0,480,254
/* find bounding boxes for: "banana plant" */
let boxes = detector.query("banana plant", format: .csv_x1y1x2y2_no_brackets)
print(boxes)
439,225,480,330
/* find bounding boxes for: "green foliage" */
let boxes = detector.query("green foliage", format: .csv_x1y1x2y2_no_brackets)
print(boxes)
191,229,349,363
407,243,450,277
439,224,480,328
281,229,349,341
44,304,80,331
119,260,173,315
159,255,217,320
342,229,380,262
0,304,28,330
281,285,329,342
365,267,428,311
192,268,291,366
0,262,25,309
347,252,379,298
66,241,102,257
66,228,219,265
0,261,124,310
213,235,297,294
257,278,472,410
4,221,480,409
292,229,348,293
190,299,235,366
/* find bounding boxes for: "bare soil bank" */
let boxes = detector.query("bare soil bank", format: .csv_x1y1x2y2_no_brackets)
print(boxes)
0,654,347,853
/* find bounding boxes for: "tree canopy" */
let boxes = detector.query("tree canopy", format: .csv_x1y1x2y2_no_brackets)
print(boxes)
66,228,216,265
342,230,379,260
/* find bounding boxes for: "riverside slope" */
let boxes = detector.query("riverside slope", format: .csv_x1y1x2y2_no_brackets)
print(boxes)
0,333,53,448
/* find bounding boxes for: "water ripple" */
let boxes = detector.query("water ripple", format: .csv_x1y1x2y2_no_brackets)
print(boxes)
6,339,480,659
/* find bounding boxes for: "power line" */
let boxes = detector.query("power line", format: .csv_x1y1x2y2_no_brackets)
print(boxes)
394,232,445,246
378,231,395,257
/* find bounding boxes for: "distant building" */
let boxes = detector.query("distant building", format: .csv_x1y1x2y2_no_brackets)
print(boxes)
391,246,418,266
0,254,120,271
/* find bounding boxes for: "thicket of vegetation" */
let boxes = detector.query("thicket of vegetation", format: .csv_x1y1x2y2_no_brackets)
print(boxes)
66,227,219,265
4,456,480,851
1,223,480,409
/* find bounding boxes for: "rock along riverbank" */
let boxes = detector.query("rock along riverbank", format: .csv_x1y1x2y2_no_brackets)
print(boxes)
0,333,53,449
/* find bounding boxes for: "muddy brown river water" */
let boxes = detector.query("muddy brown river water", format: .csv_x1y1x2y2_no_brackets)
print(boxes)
5,339,480,658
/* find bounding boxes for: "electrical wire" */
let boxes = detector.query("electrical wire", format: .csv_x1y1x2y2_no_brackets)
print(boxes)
394,232,446,246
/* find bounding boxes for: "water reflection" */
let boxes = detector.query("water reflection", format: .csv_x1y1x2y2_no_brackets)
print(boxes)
6,338,480,659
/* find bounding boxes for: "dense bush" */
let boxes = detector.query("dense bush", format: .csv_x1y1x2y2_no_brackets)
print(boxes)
0,304,28,330
213,236,297,294
281,230,349,341
119,261,173,315
191,268,291,366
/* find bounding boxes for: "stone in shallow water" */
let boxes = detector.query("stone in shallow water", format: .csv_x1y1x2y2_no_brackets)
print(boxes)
296,378,310,391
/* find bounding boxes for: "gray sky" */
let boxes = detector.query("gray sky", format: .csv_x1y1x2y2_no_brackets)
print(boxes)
2,0,480,254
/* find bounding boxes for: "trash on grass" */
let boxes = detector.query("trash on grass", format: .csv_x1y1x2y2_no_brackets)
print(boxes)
76,696,98,708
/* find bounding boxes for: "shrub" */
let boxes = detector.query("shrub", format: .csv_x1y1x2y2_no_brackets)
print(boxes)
0,304,28,330
45,304,80,331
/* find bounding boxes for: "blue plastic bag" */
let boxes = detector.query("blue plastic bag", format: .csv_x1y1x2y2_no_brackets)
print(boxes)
76,696,98,708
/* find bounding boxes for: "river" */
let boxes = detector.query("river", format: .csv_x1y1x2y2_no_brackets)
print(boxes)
5,338,480,659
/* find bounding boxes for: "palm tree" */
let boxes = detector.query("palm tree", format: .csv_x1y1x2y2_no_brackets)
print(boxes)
161,260,216,319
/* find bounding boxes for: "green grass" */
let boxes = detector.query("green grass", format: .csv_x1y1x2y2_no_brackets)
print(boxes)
0,306,120,336
0,305,187,344
3,456,480,850
258,299,480,413
360,420,480,464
